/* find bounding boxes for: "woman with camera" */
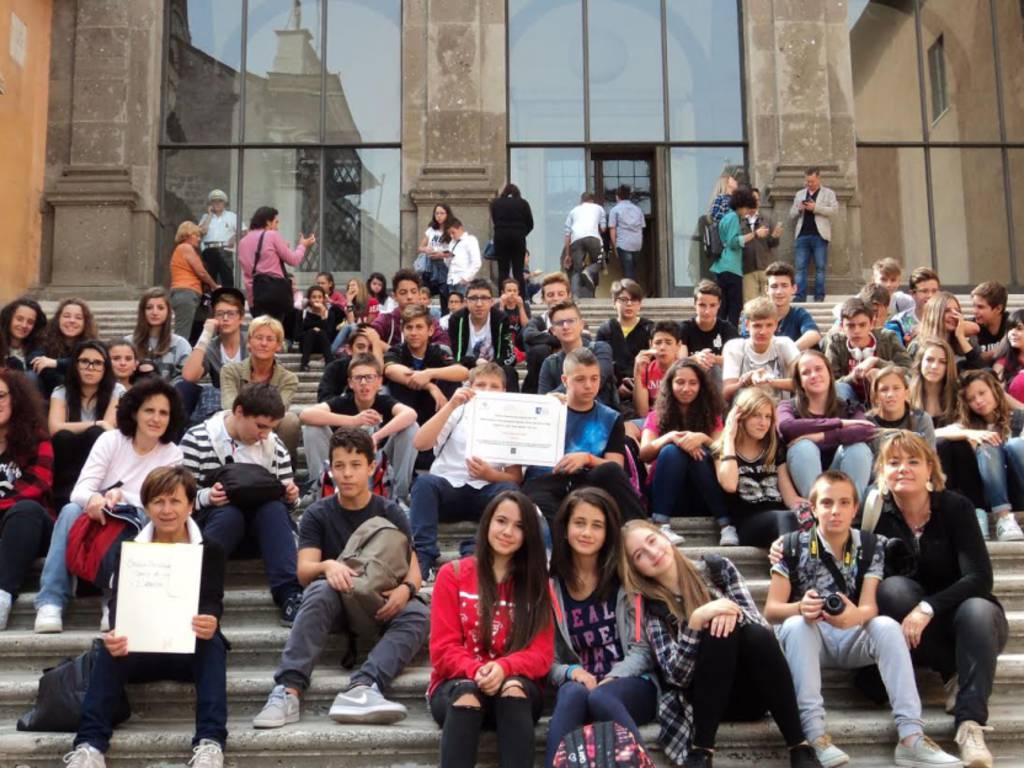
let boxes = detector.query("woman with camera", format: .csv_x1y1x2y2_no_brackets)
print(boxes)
869,430,1007,768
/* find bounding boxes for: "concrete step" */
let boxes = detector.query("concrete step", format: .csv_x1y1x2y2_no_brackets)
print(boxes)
3,705,1023,767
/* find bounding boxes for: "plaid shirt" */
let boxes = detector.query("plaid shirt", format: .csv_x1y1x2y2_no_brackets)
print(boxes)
0,437,54,518
643,556,768,765
709,194,731,224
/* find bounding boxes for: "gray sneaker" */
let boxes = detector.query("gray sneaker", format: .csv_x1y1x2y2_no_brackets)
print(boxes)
62,745,107,768
252,685,300,729
329,683,407,724
187,739,224,768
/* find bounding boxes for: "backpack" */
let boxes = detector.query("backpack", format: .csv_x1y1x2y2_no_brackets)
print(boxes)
780,529,877,603
552,721,656,768
65,505,146,589
207,459,285,510
698,214,723,278
337,516,411,641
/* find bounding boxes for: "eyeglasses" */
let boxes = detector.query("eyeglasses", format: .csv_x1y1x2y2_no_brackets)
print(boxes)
0,390,9,401
465,295,491,304
551,318,578,328
77,359,105,370
615,297,639,305
350,374,380,384
214,310,240,319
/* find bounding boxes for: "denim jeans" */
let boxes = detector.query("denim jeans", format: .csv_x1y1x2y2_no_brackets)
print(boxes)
76,634,228,753
303,422,419,502
794,233,829,301
545,677,657,767
975,438,1024,515
409,475,519,580
715,271,743,328
35,503,88,609
649,444,727,526
786,440,873,500
616,247,640,281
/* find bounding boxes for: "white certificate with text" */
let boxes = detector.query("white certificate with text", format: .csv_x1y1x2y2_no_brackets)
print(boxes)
465,391,567,468
116,541,203,654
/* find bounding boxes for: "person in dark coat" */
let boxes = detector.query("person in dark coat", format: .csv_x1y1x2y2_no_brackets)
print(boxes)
489,184,534,299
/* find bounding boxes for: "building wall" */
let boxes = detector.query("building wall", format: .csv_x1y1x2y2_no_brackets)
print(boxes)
0,0,52,302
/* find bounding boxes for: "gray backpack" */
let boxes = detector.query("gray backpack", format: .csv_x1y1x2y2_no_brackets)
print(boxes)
338,517,411,641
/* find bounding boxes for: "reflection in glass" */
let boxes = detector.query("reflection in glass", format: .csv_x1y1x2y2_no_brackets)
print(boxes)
165,0,243,144
588,0,664,142
509,0,584,142
242,148,321,272
325,0,400,143
665,0,742,142
995,0,1024,141
669,147,745,292
931,148,1009,284
245,0,323,144
159,148,240,279
856,147,930,271
847,0,922,141
919,0,999,142
322,148,400,275
1010,151,1024,281
509,148,586,275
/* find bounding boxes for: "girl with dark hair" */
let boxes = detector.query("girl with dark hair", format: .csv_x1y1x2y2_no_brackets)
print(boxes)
545,488,656,767
428,490,553,768
0,370,54,630
315,271,344,309
776,349,875,499
367,272,393,313
28,298,98,397
298,285,340,371
638,359,730,545
994,308,1024,401
1,298,47,372
48,341,124,510
108,340,140,390
489,185,534,299
620,520,820,768
419,203,455,313
130,287,192,379
34,376,184,634
237,205,315,327
711,185,758,327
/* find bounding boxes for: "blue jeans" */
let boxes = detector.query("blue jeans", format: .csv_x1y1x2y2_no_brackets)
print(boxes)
35,502,87,609
545,677,657,767
786,440,873,500
794,233,829,301
76,634,228,753
409,475,518,580
975,439,1024,515
198,501,301,605
616,247,640,281
649,444,728,526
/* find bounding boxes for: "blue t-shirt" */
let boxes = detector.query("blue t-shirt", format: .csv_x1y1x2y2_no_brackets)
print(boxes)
740,305,818,344
564,585,623,679
524,401,625,481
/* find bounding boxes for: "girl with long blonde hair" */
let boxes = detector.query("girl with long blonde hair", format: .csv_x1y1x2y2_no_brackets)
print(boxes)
714,388,801,547
908,292,982,370
620,520,818,768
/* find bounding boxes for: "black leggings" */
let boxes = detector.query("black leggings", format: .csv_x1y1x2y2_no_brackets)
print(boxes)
690,623,806,750
524,463,647,524
299,328,333,366
936,439,986,509
51,427,105,510
0,500,53,597
430,676,543,768
734,509,798,548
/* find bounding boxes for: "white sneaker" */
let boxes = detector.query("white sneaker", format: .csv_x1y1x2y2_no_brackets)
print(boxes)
0,589,12,631
329,683,407,724
719,525,739,546
955,720,993,768
811,734,850,767
659,523,685,545
995,514,1024,542
62,744,106,767
187,739,223,768
34,604,63,634
975,509,990,541
895,735,962,766
253,685,300,729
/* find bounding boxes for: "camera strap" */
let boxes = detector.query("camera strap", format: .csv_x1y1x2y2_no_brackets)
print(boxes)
815,530,877,602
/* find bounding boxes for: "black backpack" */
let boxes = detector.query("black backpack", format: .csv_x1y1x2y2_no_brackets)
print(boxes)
781,529,877,603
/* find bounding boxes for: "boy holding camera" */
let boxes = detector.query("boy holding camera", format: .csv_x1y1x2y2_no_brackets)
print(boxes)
764,470,958,768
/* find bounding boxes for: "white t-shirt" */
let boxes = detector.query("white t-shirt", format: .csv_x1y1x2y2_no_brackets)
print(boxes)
52,383,127,422
565,202,607,243
424,226,447,252
430,403,507,489
722,336,800,382
467,318,493,361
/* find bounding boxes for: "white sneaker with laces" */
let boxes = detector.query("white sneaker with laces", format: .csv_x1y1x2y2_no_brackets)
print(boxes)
62,744,106,767
0,589,12,631
329,683,407,724
995,514,1024,542
719,525,739,546
955,720,994,768
34,603,63,634
253,685,300,728
811,734,849,767
187,739,223,768
894,734,962,766
659,523,685,545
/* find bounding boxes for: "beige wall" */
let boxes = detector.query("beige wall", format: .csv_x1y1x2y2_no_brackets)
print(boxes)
0,0,52,301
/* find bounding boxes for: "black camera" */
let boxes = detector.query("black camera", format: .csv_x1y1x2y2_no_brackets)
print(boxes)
822,593,846,616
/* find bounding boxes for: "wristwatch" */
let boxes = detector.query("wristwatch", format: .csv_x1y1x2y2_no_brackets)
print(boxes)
402,580,418,598
916,600,934,617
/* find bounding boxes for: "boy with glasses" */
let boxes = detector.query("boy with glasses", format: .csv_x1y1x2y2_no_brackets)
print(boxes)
538,300,618,408
596,279,653,408
885,267,940,347
447,278,520,391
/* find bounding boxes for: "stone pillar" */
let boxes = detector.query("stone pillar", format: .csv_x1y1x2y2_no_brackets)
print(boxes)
744,0,863,293
403,0,507,265
40,0,163,297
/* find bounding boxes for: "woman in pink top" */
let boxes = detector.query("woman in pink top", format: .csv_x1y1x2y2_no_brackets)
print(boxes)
237,206,316,324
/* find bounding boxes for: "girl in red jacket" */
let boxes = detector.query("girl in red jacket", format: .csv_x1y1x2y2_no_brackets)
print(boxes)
428,489,554,768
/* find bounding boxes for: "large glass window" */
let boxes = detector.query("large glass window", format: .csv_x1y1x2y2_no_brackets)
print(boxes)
855,147,930,270
160,0,401,280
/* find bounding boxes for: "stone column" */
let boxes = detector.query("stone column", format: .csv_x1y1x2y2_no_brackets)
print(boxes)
40,0,163,297
403,0,507,265
744,0,863,293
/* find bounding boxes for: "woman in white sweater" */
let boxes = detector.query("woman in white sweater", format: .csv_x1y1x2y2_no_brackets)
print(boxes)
33,377,186,634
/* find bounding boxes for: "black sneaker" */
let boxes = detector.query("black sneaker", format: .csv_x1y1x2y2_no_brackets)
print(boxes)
280,591,303,628
790,744,824,768
683,748,713,768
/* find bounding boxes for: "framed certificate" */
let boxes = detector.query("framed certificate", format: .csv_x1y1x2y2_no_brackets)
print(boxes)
465,391,567,468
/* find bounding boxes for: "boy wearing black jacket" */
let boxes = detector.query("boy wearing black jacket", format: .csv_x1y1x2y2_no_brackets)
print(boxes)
446,278,519,391
596,278,653,405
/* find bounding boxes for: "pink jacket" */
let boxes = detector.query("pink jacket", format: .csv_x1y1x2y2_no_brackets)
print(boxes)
237,229,306,305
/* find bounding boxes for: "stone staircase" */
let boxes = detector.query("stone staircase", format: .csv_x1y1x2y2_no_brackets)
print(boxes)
5,296,1021,766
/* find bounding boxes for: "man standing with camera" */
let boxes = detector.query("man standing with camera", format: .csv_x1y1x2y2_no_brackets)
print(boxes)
764,470,959,768
788,168,837,303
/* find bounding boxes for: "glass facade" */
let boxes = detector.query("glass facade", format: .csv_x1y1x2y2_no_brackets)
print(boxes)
508,0,746,295
849,0,1023,285
160,0,401,283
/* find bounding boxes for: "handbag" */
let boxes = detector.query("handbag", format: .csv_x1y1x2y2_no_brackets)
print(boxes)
66,504,147,589
17,639,131,732
552,721,656,767
251,232,293,318
207,458,285,509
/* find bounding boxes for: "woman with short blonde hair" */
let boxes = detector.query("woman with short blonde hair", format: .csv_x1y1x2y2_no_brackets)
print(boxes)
169,221,219,342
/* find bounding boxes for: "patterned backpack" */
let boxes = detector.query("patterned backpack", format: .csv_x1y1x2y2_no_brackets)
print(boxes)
552,721,657,768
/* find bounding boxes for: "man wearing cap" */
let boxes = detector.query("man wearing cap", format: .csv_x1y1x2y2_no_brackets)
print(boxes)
199,190,238,289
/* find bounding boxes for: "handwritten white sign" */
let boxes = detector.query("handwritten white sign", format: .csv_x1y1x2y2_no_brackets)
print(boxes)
116,542,203,654
465,391,567,468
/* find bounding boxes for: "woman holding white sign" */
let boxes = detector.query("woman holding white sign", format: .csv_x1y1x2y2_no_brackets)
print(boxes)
64,465,228,768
